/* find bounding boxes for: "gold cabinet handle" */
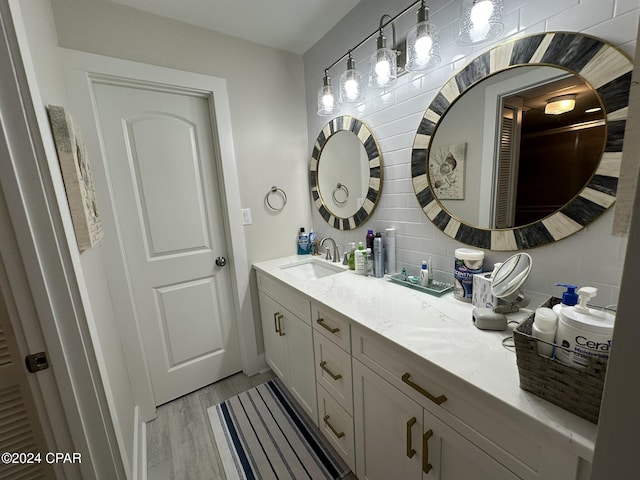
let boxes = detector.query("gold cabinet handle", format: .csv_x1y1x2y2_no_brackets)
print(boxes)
316,318,339,334
406,417,417,459
276,314,285,336
319,361,342,380
423,429,433,474
323,415,345,439
402,373,447,405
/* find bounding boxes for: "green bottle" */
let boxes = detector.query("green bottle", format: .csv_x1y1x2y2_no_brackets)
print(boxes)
348,242,356,270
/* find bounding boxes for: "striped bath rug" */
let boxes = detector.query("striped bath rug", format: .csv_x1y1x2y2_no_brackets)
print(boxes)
208,378,350,480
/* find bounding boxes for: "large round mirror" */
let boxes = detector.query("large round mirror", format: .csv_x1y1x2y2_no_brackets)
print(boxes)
310,116,382,230
411,32,632,250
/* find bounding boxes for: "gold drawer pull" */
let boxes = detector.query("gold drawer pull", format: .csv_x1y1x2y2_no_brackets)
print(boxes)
406,417,417,459
276,313,285,336
319,361,342,380
323,415,345,439
402,373,447,405
317,318,339,334
423,429,433,474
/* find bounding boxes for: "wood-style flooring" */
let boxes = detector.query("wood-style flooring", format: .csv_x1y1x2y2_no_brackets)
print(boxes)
146,370,357,479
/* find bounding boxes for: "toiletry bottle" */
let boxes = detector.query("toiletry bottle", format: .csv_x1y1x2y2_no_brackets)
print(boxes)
365,248,373,276
553,284,579,317
348,242,356,270
297,227,309,255
366,229,375,250
373,233,384,278
532,307,557,357
308,230,316,255
555,287,615,369
420,261,429,286
354,242,366,275
427,256,433,285
401,267,408,281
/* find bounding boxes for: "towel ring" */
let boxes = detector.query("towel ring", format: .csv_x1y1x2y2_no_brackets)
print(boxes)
265,186,287,211
332,183,349,205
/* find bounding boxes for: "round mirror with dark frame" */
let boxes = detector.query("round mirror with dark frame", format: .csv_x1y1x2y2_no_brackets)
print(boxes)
411,31,632,251
310,115,383,230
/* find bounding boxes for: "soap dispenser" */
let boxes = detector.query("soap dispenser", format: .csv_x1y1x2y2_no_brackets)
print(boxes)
555,287,615,368
553,283,579,317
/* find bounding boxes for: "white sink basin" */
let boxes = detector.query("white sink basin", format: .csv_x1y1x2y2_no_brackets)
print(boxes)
280,258,345,280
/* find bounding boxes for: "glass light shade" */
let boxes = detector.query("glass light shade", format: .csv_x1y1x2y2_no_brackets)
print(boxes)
545,95,576,115
369,47,397,88
340,57,363,103
456,0,504,46
317,75,336,116
406,20,441,71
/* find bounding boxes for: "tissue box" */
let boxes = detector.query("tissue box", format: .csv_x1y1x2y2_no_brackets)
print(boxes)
472,273,498,308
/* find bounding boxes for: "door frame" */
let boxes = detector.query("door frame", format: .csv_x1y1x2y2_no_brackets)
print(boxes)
0,2,125,478
60,49,264,417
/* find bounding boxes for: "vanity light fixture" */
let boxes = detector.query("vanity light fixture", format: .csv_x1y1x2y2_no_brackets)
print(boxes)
456,0,504,46
545,95,577,115
369,15,398,88
317,70,337,116
340,52,363,103
406,1,441,71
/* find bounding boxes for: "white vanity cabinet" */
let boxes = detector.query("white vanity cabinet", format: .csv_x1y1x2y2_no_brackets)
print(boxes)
256,272,317,422
312,302,356,472
353,360,519,480
352,325,585,480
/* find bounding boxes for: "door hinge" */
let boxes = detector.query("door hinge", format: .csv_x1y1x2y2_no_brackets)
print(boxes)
25,352,49,373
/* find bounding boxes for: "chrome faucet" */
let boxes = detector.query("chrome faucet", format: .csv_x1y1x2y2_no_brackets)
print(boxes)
319,237,340,263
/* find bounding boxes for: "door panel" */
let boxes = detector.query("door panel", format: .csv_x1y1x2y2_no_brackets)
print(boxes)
92,81,241,405
126,114,210,256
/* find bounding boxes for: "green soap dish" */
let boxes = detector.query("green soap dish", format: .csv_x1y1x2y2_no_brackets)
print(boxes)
386,273,454,297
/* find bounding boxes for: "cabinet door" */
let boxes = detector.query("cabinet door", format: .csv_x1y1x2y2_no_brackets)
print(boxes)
258,291,288,383
422,408,520,480
284,310,317,422
353,360,422,480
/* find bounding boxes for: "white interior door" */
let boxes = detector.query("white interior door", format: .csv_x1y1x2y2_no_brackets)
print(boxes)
91,80,242,405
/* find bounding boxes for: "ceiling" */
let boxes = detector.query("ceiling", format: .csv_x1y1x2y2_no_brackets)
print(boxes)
108,0,361,54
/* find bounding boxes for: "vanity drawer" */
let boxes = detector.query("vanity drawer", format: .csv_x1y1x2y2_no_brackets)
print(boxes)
317,384,355,473
351,325,541,479
311,302,351,352
257,271,311,325
314,331,353,414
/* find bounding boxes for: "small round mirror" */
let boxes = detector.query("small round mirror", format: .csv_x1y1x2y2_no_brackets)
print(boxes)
491,252,532,302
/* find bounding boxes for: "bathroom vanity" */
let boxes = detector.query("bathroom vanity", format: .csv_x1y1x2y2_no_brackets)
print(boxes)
254,256,596,480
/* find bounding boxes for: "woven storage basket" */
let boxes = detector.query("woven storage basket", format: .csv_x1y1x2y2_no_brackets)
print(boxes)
513,298,608,424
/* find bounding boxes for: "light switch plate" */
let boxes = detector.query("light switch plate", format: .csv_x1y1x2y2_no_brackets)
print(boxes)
241,208,252,225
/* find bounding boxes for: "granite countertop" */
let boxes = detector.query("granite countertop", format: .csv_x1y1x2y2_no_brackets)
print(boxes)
253,254,598,461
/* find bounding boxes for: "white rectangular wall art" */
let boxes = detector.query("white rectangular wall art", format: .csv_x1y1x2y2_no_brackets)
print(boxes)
47,105,103,251
429,143,466,200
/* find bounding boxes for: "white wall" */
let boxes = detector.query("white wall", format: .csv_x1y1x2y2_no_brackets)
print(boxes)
50,0,310,264
304,0,639,305
12,0,136,476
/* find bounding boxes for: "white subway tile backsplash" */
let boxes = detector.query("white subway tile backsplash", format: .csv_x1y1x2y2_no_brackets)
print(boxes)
547,0,615,32
305,0,635,302
520,0,579,30
585,9,640,46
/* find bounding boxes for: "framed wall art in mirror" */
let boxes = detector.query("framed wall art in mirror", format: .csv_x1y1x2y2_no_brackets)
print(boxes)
411,31,632,251
310,115,382,230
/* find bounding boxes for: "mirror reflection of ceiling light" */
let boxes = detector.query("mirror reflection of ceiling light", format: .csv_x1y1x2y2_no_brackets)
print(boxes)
544,95,577,115
585,107,602,113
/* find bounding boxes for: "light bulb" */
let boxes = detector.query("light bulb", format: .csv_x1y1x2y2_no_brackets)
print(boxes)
344,78,359,100
414,34,433,66
470,0,493,25
322,93,334,109
375,59,391,85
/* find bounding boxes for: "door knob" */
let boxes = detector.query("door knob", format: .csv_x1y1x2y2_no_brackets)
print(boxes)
215,256,227,267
